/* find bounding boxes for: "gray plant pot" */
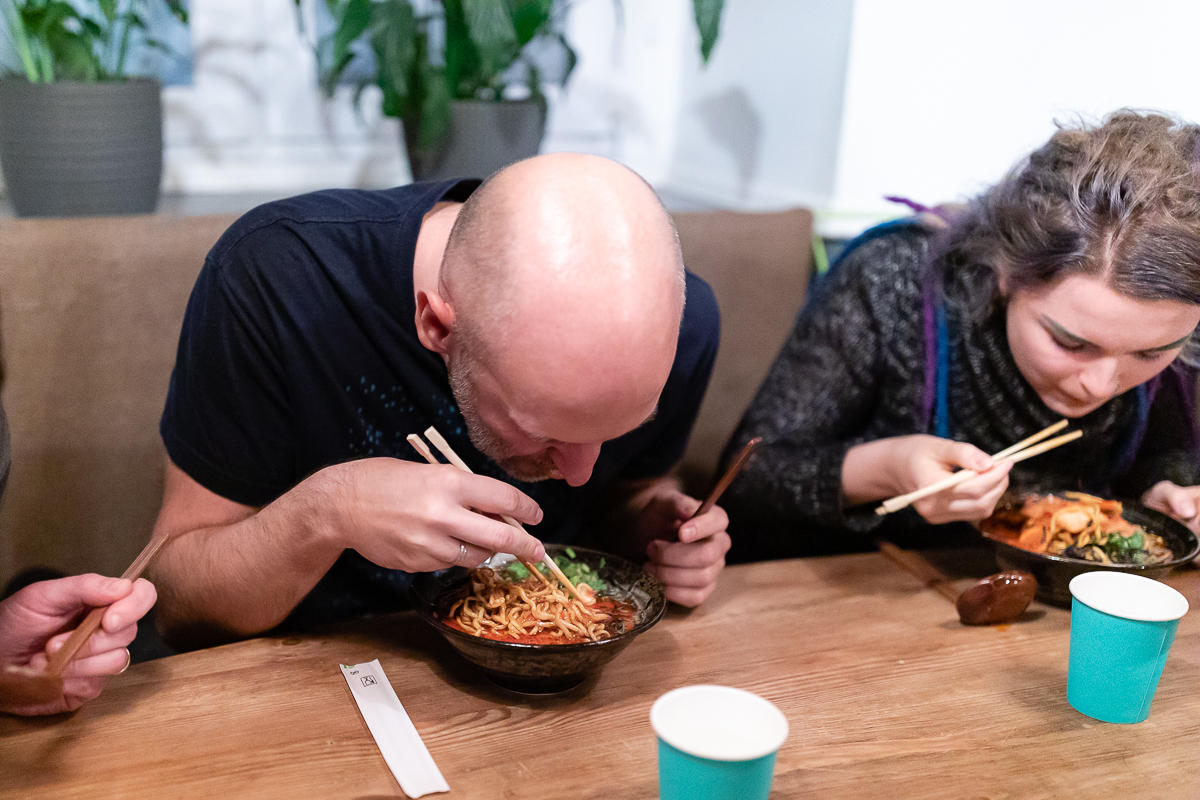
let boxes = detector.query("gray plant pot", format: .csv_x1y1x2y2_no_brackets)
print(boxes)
0,78,163,217
409,98,547,182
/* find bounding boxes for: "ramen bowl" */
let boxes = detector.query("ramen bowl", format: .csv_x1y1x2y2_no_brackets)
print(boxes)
982,500,1199,607
410,544,667,694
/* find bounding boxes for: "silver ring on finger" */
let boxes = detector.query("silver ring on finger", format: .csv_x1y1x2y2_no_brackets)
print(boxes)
118,648,131,675
457,542,469,566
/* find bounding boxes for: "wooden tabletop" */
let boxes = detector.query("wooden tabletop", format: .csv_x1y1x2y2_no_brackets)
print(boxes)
2,551,1197,799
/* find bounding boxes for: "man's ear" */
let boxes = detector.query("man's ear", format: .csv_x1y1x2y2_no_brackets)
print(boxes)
415,289,457,356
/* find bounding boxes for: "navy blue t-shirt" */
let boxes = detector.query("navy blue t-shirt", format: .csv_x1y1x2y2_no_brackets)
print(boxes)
161,180,720,629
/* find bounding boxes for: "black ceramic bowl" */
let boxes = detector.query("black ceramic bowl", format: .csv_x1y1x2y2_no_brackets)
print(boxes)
410,544,667,694
982,498,1199,608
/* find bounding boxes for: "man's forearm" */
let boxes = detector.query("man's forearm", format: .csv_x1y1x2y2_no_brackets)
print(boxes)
149,473,342,650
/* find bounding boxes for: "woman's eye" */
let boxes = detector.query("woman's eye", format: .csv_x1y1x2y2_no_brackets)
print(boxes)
1052,336,1085,352
1133,350,1167,363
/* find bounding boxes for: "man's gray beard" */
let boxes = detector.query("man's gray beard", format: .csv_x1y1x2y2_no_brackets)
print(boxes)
447,355,555,483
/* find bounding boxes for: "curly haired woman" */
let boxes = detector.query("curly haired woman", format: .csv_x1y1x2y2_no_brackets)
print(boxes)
722,111,1200,560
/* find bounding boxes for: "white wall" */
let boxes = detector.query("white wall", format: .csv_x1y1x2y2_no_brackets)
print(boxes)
162,0,408,196
543,0,858,213
667,0,854,210
541,0,692,185
16,0,1198,232
162,0,697,196
827,0,1200,236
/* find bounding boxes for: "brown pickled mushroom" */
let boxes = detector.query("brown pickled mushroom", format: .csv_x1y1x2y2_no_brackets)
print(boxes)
955,571,1038,625
877,540,1037,625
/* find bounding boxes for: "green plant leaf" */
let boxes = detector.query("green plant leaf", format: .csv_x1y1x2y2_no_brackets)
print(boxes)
461,0,519,88
46,26,100,80
692,0,724,63
416,61,450,153
350,74,375,120
121,12,148,30
442,0,479,99
114,8,150,77
331,0,371,80
369,0,416,115
553,29,576,86
165,0,188,25
506,0,552,47
24,0,105,81
79,16,104,39
98,0,116,23
1,0,42,81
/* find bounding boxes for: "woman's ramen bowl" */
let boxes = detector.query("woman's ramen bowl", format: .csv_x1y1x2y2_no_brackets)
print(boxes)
981,499,1198,608
410,544,667,694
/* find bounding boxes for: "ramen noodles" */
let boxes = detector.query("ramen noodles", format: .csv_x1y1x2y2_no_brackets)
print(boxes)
985,492,1172,565
442,560,635,645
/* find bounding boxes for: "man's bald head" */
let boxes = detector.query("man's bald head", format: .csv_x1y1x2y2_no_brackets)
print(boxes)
434,154,687,484
441,153,684,345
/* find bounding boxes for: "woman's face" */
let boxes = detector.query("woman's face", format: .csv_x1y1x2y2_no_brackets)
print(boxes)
1006,274,1200,418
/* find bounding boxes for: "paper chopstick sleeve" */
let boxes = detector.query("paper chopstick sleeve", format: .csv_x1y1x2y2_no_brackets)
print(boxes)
340,660,450,798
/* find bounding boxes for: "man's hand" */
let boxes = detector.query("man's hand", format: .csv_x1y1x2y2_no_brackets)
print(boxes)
150,456,546,647
1142,481,1200,537
331,458,546,571
0,574,156,716
623,480,730,607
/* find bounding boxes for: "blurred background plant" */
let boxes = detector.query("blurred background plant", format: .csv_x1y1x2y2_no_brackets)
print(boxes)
0,0,188,82
299,0,724,176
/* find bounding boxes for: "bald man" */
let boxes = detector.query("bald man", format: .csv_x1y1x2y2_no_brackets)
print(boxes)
151,155,726,648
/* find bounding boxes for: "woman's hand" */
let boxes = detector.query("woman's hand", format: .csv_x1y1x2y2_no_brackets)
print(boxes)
0,574,157,715
1141,481,1200,536
843,435,1012,524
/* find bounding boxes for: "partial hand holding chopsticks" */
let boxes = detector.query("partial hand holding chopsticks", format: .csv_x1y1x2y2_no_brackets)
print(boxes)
691,436,761,520
43,533,171,678
874,420,1081,517
407,427,591,604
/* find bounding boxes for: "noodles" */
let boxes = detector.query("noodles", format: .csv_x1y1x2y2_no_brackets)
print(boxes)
987,492,1173,565
442,565,633,644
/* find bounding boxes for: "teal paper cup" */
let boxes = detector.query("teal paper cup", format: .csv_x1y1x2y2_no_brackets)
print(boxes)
1067,571,1189,724
650,685,789,800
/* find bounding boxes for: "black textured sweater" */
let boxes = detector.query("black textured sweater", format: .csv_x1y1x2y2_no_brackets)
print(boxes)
721,226,1199,560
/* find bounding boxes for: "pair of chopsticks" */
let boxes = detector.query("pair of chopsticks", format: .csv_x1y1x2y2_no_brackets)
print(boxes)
875,420,1081,516
406,429,764,600
406,427,591,604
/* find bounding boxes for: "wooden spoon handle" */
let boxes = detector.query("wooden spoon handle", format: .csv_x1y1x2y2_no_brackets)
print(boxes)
876,539,961,604
45,534,170,677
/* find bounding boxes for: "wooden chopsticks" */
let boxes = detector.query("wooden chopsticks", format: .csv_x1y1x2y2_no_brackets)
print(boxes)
44,533,171,677
874,420,1081,517
875,540,960,604
692,436,761,520
405,432,556,592
407,427,591,604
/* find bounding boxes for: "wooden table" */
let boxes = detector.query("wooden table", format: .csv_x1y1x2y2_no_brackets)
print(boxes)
2,551,1197,799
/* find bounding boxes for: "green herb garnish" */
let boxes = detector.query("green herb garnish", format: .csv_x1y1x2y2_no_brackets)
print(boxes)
501,551,607,592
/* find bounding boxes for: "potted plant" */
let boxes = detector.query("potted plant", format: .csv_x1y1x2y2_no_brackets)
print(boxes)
0,0,188,217
305,0,724,181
